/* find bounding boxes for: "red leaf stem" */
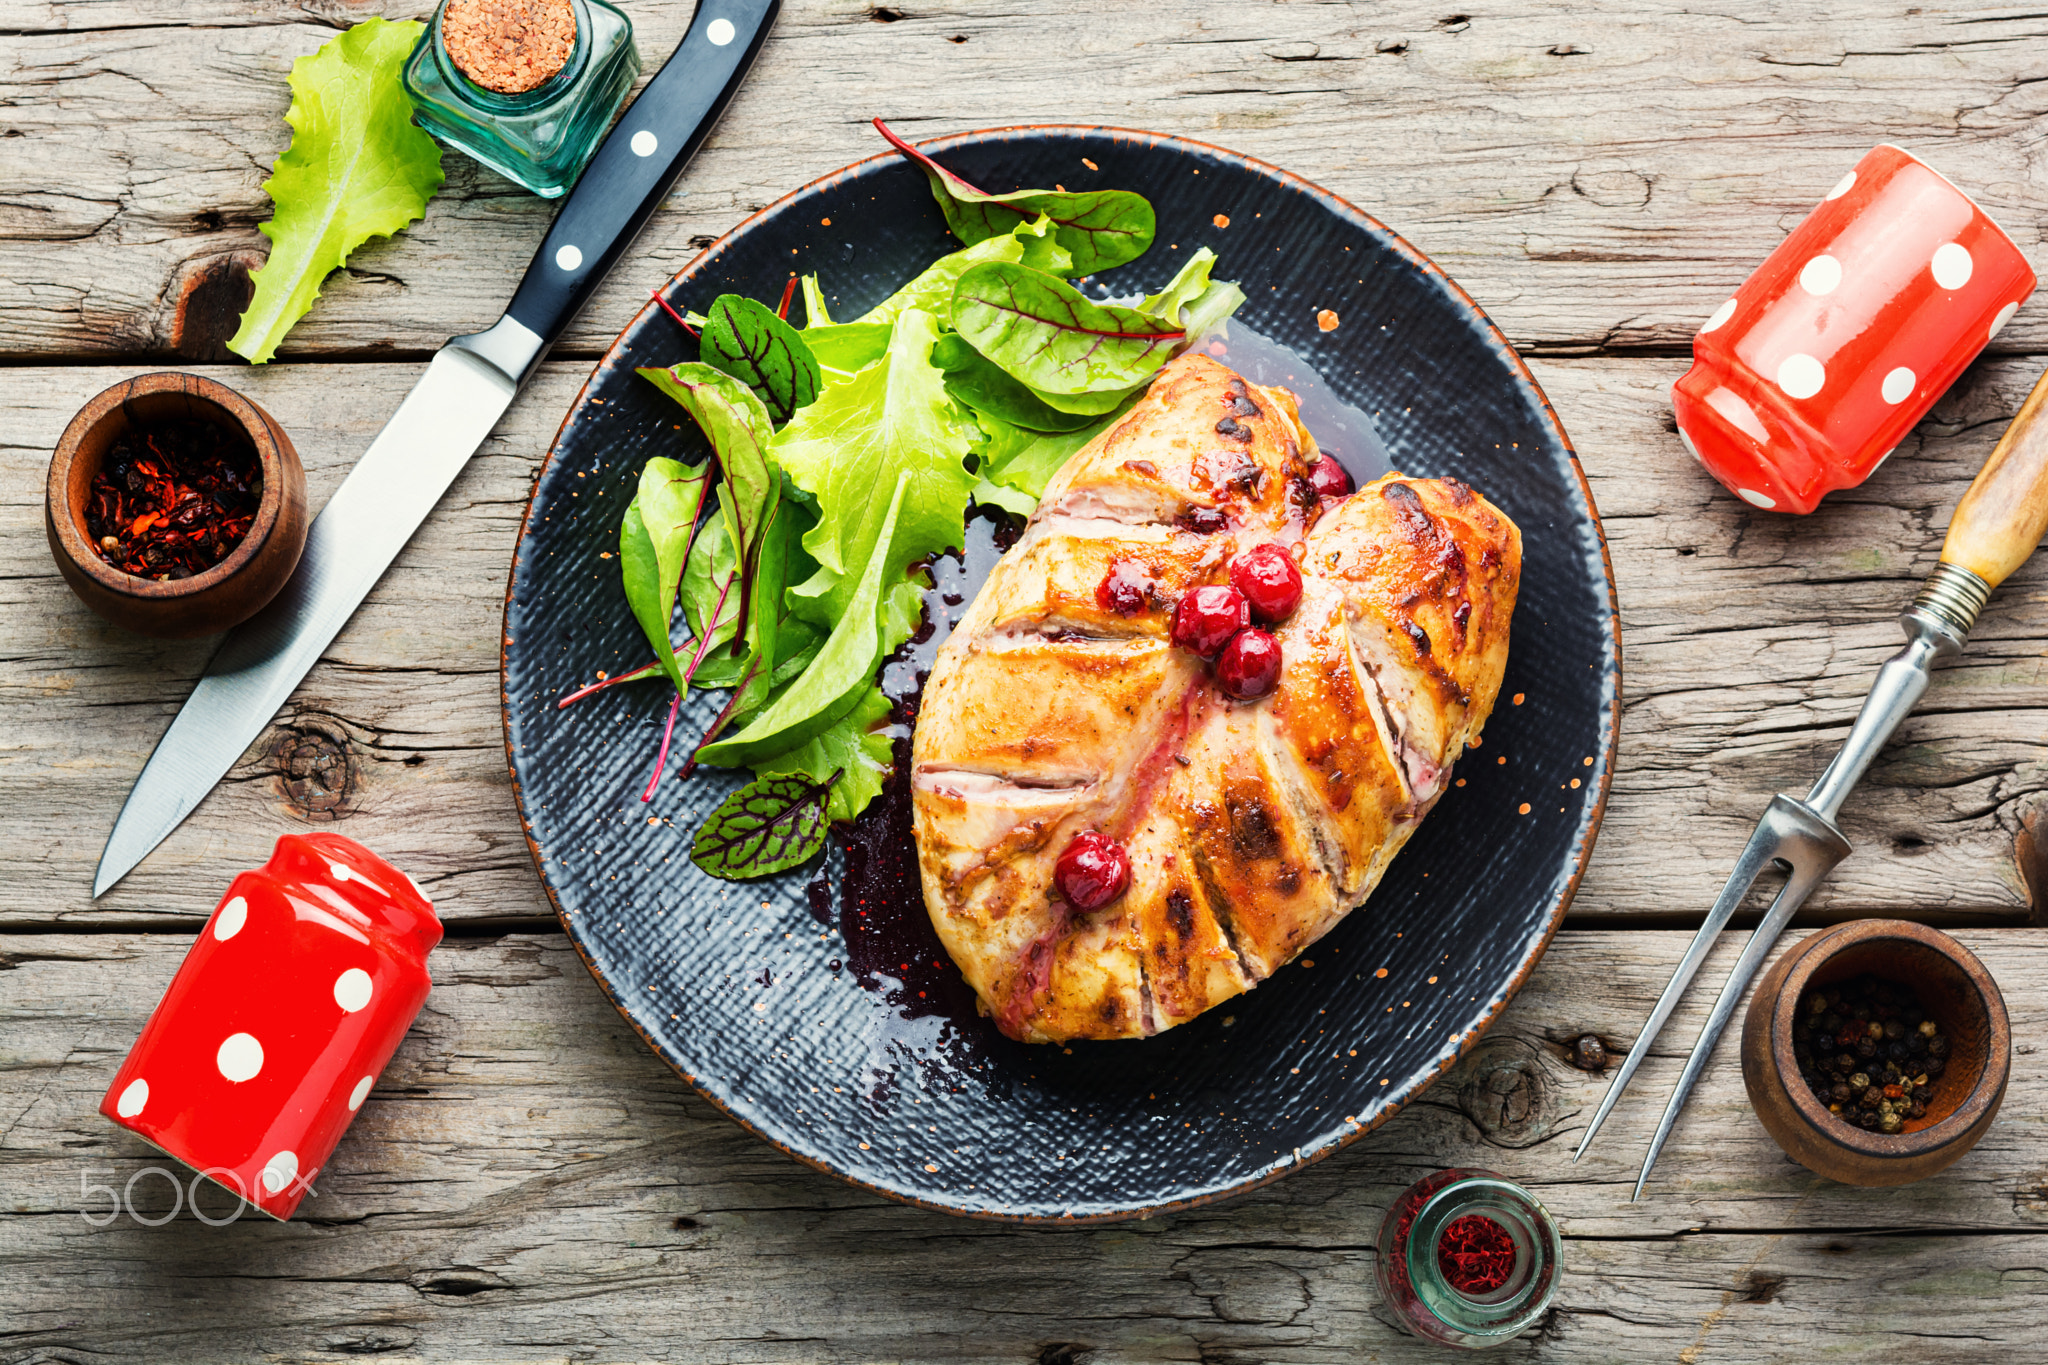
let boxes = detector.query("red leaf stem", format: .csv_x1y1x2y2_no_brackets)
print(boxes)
871,116,989,198
649,287,699,337
641,690,683,803
775,276,798,320
556,659,666,709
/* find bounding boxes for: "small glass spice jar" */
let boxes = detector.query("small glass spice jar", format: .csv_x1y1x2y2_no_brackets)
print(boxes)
402,0,640,199
1375,1168,1562,1349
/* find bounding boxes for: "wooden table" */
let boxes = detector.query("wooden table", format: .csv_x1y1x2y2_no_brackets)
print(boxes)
8,2,2048,1359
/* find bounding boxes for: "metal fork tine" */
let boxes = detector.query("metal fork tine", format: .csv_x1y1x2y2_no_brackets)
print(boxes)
1632,846,1841,1198
1571,819,1786,1162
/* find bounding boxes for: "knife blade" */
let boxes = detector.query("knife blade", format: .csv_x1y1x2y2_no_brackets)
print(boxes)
94,0,782,897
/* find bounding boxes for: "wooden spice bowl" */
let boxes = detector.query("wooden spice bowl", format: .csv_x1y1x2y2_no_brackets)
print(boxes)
45,372,307,639
1741,919,2009,1187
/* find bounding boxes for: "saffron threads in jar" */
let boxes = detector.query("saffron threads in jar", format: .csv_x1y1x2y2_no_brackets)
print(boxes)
84,417,262,580
1437,1213,1517,1295
441,0,576,94
1374,1168,1561,1348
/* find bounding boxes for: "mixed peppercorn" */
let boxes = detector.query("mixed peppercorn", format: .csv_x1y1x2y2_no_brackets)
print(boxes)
1793,973,1949,1135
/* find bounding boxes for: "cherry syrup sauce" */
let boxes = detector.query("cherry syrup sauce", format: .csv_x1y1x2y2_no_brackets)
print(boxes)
801,327,1387,1101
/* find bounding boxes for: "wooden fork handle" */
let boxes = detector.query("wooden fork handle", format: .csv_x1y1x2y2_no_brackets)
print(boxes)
1942,363,2048,590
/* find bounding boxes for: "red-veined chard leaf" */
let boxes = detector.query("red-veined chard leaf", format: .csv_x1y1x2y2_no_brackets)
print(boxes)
619,457,715,694
698,293,821,426
636,363,783,657
689,768,842,880
872,118,1154,274
932,332,1101,433
951,261,1184,397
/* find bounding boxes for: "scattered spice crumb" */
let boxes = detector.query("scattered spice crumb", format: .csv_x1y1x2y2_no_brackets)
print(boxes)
1583,755,1594,765
1056,183,1067,192
1317,308,1341,331
1455,778,1466,787
1214,213,1231,228
1302,959,1314,968
1571,778,1582,788
1375,967,1389,979
1082,157,1098,170
924,1162,938,1172
1518,802,1532,814
821,217,832,226
1513,692,1524,705
1428,975,1438,984
1497,755,1506,765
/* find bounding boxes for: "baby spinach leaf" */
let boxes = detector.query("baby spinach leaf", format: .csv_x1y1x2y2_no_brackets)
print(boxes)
873,118,1154,274
952,262,1184,397
698,294,822,426
690,769,841,880
696,473,909,769
932,332,1100,433
772,308,977,642
754,683,893,823
619,458,715,694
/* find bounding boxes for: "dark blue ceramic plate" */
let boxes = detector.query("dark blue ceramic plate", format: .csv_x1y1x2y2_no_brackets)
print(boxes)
502,127,1620,1221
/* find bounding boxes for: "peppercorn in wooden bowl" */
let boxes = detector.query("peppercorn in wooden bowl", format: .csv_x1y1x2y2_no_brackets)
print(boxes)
45,372,307,639
1741,919,2010,1187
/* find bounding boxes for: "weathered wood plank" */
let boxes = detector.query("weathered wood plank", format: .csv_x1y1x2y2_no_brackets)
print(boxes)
5,928,2046,1361
5,1,2048,360
8,352,2048,927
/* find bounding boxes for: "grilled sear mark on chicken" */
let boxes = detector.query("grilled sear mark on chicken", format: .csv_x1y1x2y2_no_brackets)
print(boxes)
912,354,1521,1042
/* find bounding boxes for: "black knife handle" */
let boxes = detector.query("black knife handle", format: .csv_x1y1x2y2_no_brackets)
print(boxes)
451,0,779,386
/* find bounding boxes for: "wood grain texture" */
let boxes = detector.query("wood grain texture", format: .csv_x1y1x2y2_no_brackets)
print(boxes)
6,928,2048,1362
7,1,2048,361
9,353,2048,927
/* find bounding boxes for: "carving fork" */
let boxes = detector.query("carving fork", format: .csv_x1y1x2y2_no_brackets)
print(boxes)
1575,365,2048,1197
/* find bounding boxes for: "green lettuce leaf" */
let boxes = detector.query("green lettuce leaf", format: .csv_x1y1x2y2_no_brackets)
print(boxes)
1141,248,1248,339
804,322,894,378
229,18,444,364
851,215,1072,328
697,473,909,768
772,308,977,645
973,409,1122,504
951,262,1184,396
698,294,822,425
754,683,894,823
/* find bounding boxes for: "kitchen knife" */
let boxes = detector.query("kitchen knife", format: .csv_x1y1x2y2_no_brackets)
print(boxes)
93,0,781,897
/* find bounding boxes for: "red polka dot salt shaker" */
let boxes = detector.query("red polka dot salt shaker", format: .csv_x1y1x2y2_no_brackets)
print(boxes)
1673,145,2036,514
99,833,441,1220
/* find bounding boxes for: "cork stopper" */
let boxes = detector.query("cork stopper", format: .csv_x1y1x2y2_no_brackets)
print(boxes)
442,0,577,95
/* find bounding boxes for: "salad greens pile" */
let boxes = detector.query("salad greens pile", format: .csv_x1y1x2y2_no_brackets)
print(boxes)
578,120,1246,880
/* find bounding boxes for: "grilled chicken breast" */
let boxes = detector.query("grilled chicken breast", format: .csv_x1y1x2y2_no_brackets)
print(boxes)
911,353,1521,1042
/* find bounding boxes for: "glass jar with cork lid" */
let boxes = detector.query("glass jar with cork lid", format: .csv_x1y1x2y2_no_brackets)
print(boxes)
403,0,640,198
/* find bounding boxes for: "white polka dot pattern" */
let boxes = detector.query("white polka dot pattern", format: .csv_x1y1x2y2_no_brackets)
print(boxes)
328,861,351,882
217,1032,263,1083
1990,302,2019,341
1931,242,1973,290
1799,255,1842,296
1678,427,1702,463
349,1075,374,1111
1776,353,1825,400
556,244,583,271
214,895,247,941
630,130,657,157
1702,298,1737,333
1826,170,1856,200
334,967,374,1013
1881,367,1915,404
116,1078,149,1117
260,1150,299,1196
1738,488,1777,509
707,17,736,44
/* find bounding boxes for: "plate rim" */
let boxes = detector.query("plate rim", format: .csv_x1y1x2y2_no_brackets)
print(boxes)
500,122,1624,1222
